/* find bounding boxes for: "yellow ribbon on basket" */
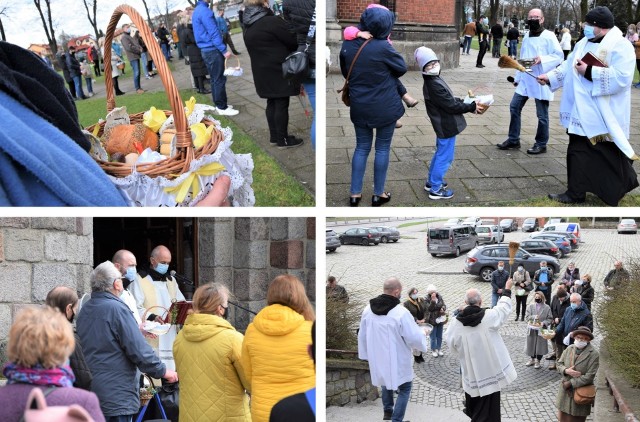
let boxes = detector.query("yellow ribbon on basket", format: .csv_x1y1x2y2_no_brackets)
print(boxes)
143,107,168,133
185,96,196,118
163,162,226,203
190,122,214,149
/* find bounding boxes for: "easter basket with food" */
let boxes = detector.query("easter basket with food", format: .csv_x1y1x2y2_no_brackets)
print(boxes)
84,5,254,207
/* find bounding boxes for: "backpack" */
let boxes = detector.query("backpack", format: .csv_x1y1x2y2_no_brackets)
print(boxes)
22,387,94,422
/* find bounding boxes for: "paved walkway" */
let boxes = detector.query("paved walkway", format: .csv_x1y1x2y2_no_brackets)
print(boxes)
326,223,640,421
326,51,640,206
88,32,315,195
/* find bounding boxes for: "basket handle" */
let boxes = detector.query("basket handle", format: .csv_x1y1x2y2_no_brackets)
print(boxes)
142,305,170,324
224,55,240,68
103,5,191,153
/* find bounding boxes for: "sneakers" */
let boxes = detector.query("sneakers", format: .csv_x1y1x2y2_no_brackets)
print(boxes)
216,107,239,116
534,359,541,369
525,358,535,366
383,411,392,420
424,181,448,191
438,350,444,357
429,187,454,200
278,136,304,149
432,351,438,358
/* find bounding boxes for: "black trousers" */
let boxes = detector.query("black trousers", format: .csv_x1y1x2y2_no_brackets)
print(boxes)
477,40,488,65
515,295,527,318
465,390,501,422
266,97,291,142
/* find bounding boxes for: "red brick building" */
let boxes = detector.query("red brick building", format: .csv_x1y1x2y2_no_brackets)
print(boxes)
327,0,463,71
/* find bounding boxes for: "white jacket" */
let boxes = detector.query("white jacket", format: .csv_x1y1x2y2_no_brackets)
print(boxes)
358,302,427,390
444,296,517,397
515,29,563,101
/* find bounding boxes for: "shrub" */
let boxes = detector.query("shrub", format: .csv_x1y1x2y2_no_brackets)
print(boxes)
326,291,364,355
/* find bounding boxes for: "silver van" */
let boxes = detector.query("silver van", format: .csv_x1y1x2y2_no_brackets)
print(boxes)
428,225,478,257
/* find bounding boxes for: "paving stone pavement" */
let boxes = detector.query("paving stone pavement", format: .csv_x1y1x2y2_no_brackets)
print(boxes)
326,220,640,421
87,32,315,196
325,50,640,206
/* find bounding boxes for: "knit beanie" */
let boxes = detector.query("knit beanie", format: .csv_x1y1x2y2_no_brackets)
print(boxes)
584,6,614,29
414,46,438,72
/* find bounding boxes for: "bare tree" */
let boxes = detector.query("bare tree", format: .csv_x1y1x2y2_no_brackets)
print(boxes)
32,0,57,54
140,0,154,28
81,0,100,42
0,2,9,42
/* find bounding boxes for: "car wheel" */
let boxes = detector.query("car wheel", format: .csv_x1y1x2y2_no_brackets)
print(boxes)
558,250,564,259
431,253,438,257
480,267,494,282
340,238,345,245
328,248,336,253
381,236,388,243
362,238,369,246
393,239,399,242
455,247,461,257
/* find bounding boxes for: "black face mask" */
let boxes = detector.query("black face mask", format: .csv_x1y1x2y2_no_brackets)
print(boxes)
535,298,542,303
222,305,229,320
527,20,541,32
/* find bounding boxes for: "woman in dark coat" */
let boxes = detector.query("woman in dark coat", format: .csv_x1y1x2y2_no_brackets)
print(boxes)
340,7,406,207
182,18,210,94
403,287,427,363
425,284,446,358
574,274,594,311
56,51,76,98
243,0,303,149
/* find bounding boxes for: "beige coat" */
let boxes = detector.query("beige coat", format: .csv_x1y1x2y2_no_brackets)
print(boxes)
555,343,599,417
524,302,552,356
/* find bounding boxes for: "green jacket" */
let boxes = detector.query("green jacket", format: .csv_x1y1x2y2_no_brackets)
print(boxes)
555,343,599,417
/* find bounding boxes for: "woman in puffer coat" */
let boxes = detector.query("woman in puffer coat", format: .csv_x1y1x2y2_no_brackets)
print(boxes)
241,274,315,422
403,286,427,363
173,283,251,422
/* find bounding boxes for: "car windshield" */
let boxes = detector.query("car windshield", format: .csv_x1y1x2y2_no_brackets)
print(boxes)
621,219,636,224
524,218,535,223
500,219,512,224
429,229,450,240
476,227,490,233
446,218,459,223
463,218,476,223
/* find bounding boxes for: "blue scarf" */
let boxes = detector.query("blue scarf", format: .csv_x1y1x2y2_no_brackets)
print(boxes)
3,362,75,387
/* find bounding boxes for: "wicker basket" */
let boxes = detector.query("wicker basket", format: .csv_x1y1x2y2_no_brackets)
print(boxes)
540,330,556,340
224,55,243,76
139,373,156,407
85,4,223,179
141,305,172,335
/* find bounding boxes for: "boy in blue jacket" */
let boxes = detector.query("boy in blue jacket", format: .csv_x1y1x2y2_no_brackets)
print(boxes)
415,47,487,200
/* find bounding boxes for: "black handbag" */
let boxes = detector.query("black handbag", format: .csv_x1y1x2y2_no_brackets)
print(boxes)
282,10,316,82
139,380,179,422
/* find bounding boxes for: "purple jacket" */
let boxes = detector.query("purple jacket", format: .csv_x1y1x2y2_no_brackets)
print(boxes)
0,383,105,422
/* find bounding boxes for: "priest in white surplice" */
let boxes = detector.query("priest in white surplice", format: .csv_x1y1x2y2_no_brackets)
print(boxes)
539,6,639,206
130,245,185,371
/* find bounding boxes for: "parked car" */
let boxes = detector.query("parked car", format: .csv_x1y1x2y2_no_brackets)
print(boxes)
476,225,504,244
542,222,582,242
544,231,580,250
617,219,638,234
530,233,572,257
443,218,464,227
500,218,518,232
522,218,540,232
519,238,561,259
462,217,482,228
464,244,560,282
339,228,381,246
427,225,478,257
369,226,400,243
326,229,341,252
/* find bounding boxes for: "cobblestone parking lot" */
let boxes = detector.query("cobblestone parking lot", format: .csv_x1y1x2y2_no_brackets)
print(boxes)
326,219,640,422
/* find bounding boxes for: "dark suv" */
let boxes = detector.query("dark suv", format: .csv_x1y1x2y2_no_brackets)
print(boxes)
519,239,561,259
339,228,381,246
464,244,560,282
369,226,400,243
326,229,341,252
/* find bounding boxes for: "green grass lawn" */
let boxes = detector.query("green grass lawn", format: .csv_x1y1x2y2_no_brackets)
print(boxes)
75,90,314,206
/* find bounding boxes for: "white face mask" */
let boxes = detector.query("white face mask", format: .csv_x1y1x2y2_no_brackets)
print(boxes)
575,280,583,286
574,340,588,349
410,294,418,300
424,62,441,76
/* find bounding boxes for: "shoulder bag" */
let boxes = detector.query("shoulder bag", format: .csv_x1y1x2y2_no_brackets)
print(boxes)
569,348,596,405
336,38,372,107
282,10,316,82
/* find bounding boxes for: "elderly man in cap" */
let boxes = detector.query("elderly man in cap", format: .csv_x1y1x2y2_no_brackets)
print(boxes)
539,6,638,206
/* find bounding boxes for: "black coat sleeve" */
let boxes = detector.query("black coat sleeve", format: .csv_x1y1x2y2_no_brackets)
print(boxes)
428,80,476,115
70,332,93,391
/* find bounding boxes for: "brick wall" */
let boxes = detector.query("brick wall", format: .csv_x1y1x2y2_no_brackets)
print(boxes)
337,0,456,24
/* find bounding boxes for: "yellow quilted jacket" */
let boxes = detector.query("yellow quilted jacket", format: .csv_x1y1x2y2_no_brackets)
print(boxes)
173,313,251,422
241,304,315,422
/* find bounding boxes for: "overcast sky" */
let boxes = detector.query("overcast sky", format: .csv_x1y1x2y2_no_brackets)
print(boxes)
4,0,185,49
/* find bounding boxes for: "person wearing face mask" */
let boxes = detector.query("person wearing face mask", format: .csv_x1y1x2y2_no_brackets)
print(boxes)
497,8,563,155
561,262,580,290
573,274,594,311
475,15,490,68
490,260,510,308
130,244,186,372
533,261,555,304
555,326,599,422
120,24,145,94
513,264,533,321
414,47,487,200
538,6,638,206
46,286,93,391
174,282,251,422
359,277,428,422
555,293,593,349
403,287,427,363
548,286,570,363
524,292,553,369
77,261,178,420
425,284,447,358
112,249,143,325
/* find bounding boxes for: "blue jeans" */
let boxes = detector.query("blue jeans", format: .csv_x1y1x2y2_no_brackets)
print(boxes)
351,123,395,196
507,93,549,147
130,58,141,90
381,381,412,422
160,43,170,60
428,136,456,192
463,36,472,54
72,75,85,98
430,323,443,350
509,39,518,57
201,49,228,110
302,80,316,149
84,77,93,94
492,292,500,307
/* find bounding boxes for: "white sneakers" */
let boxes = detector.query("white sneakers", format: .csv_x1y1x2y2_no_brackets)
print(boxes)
216,106,239,116
432,351,438,358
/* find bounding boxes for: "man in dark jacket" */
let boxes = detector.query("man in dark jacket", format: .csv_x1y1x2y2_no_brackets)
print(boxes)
506,23,519,58
555,292,593,346
56,50,76,98
89,43,101,76
120,24,145,94
77,261,178,420
490,21,504,57
548,286,570,369
490,261,509,307
604,260,630,290
476,15,490,67
415,46,486,200
65,46,87,100
156,23,172,60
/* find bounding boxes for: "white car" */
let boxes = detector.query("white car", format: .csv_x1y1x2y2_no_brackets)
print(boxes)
617,219,638,234
443,218,464,227
462,217,482,228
